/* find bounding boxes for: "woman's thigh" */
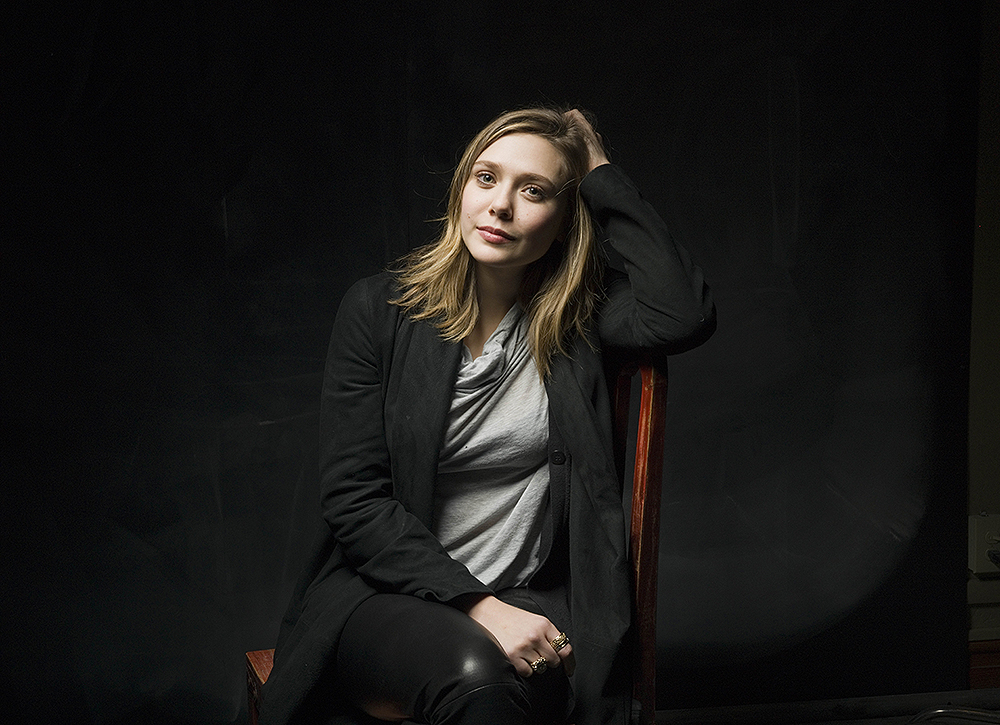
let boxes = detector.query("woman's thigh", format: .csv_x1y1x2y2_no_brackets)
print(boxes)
336,593,567,724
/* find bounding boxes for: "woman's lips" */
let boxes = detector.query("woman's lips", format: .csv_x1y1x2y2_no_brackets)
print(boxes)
477,226,516,243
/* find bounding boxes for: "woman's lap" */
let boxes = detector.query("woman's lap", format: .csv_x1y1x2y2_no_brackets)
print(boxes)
336,593,568,724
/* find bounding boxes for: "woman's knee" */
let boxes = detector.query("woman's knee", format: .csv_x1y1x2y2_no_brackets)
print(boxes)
424,621,517,693
338,594,523,720
408,613,529,723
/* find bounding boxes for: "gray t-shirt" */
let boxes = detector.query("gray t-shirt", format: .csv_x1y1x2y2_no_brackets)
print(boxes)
431,304,550,590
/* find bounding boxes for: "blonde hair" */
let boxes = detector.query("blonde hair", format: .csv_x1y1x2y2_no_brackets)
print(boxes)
391,107,603,377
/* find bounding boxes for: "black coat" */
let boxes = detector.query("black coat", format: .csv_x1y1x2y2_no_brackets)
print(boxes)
260,164,715,725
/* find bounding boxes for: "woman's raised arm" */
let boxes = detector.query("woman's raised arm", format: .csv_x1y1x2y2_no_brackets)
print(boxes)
584,164,716,353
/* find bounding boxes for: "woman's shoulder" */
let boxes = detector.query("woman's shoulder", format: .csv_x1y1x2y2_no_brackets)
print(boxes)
344,270,399,299
337,271,402,315
328,273,408,347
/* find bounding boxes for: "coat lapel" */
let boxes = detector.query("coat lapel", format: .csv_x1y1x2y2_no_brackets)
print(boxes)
385,318,462,527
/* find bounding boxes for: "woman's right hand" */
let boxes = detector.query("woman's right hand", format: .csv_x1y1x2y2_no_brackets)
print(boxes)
459,594,575,677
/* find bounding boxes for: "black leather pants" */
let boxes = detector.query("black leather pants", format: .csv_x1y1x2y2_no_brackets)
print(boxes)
336,593,570,724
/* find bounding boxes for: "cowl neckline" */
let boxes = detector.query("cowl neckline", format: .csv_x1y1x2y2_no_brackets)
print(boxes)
456,304,526,392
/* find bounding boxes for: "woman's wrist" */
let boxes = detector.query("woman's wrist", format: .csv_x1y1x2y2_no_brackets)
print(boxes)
450,592,495,614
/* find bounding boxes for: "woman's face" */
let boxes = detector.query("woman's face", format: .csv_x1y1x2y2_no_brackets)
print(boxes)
460,133,569,277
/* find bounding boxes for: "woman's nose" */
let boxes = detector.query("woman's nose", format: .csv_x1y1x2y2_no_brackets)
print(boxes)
488,188,513,218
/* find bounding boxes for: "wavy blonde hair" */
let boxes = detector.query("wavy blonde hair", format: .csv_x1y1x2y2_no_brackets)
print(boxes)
391,107,603,377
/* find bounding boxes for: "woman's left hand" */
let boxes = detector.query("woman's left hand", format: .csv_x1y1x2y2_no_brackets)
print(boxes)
458,594,575,677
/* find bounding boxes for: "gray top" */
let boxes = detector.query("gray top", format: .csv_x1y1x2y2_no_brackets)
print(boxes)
431,304,550,590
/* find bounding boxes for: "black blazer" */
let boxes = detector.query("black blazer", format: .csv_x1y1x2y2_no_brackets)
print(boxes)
261,164,716,725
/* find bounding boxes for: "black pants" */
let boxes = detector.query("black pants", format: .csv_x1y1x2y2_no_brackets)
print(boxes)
336,592,570,724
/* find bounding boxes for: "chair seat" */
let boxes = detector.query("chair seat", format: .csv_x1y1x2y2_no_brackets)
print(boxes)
246,649,272,725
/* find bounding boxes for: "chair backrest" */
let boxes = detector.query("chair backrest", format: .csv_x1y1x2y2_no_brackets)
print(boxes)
612,357,667,725
247,358,668,725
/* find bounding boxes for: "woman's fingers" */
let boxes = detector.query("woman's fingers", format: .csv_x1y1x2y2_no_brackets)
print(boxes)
519,628,575,678
461,595,573,678
509,622,559,677
512,655,534,677
563,108,610,172
561,646,576,677
549,632,575,677
534,633,561,671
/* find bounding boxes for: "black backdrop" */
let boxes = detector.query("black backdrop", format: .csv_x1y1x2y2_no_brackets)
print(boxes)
4,1,980,723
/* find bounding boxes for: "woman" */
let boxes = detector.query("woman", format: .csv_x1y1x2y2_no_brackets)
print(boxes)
261,107,715,725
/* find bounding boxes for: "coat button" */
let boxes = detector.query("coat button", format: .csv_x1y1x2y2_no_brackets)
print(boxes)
550,450,566,465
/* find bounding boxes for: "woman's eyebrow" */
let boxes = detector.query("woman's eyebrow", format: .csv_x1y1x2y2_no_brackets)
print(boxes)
472,159,557,188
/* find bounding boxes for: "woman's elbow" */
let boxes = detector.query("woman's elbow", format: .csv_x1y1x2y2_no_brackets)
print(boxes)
676,302,717,352
647,299,717,354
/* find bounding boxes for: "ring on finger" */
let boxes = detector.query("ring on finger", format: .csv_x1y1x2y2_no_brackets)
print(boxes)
529,656,548,674
550,632,570,652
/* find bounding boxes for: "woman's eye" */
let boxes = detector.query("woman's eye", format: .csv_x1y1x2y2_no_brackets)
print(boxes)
475,171,495,185
524,186,546,200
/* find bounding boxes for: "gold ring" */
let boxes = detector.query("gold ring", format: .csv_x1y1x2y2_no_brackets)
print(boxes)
550,632,570,652
529,656,548,674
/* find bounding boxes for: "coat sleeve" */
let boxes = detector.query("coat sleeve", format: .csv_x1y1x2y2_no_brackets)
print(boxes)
581,164,716,353
317,277,492,603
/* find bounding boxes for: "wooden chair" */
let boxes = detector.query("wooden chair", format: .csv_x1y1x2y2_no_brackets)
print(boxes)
247,358,668,725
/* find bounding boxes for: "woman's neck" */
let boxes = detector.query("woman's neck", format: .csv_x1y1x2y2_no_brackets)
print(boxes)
465,265,524,359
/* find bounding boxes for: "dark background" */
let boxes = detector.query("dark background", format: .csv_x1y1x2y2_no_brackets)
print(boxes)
3,1,983,723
